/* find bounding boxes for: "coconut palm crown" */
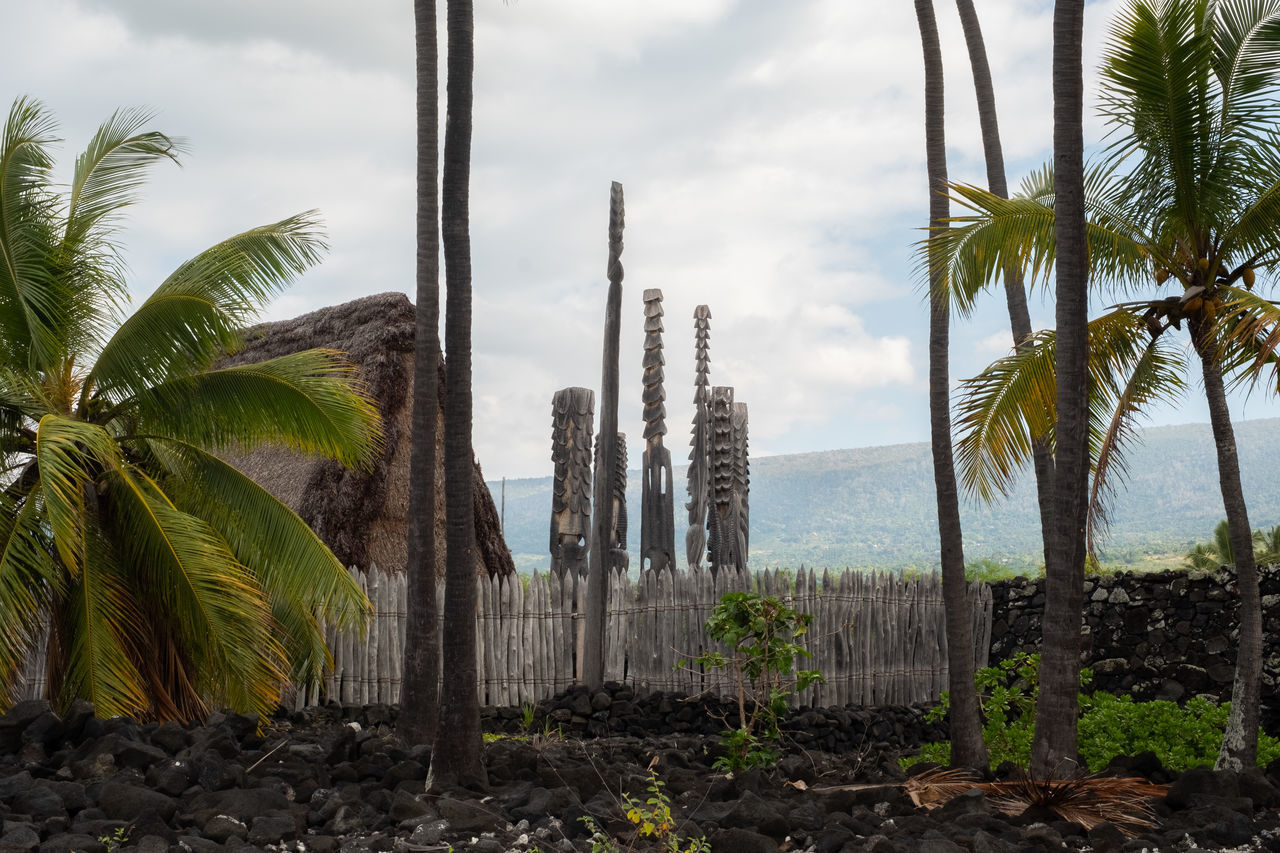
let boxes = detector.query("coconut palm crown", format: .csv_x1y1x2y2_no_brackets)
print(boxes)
926,0,1280,768
931,0,1280,497
0,98,379,722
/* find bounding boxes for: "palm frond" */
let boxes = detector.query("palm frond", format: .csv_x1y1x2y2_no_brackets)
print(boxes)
1217,162,1280,267
955,310,1181,543
0,484,60,706
139,436,370,634
1087,312,1188,550
979,774,1167,834
104,462,288,717
929,165,1153,316
1219,286,1280,387
904,769,1166,835
65,109,182,248
0,97,63,369
49,519,149,718
120,349,381,469
928,187,1060,317
954,331,1059,501
1100,0,1219,234
33,414,120,576
84,213,327,407
904,767,983,809
1213,0,1280,128
58,108,182,353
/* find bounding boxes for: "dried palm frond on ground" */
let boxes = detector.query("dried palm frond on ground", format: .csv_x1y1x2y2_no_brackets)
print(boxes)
904,767,983,809
903,767,1168,834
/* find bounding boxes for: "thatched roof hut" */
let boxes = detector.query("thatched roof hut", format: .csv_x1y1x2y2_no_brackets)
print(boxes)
219,292,514,578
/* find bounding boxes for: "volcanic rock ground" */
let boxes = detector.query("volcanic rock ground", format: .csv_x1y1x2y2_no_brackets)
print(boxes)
2,684,1280,852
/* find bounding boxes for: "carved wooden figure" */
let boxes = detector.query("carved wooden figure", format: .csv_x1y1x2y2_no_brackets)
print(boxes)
640,289,676,572
610,433,630,573
584,181,625,687
549,387,595,577
708,386,745,572
685,306,712,571
731,401,750,566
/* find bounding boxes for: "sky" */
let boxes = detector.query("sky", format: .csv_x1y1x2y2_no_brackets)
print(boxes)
7,0,1279,481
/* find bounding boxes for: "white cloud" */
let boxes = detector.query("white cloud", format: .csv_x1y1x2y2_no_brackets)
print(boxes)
6,0,1268,482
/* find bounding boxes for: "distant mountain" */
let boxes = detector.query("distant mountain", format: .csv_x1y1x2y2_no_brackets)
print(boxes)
488,419,1280,573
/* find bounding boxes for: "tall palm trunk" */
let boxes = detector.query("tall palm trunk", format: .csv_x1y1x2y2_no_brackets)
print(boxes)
430,0,484,788
1032,0,1088,778
1192,320,1263,770
915,0,987,770
955,0,1055,552
400,0,442,747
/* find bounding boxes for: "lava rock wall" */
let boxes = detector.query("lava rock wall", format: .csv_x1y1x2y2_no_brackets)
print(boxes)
988,565,1280,731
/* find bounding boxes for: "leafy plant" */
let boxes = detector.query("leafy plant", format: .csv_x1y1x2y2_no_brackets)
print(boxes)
580,765,710,853
907,653,1280,773
679,592,823,772
1077,694,1280,772
915,652,1090,769
98,826,129,853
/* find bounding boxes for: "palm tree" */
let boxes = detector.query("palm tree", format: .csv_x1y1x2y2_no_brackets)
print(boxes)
932,0,1280,769
1184,519,1280,569
915,0,987,769
1185,519,1236,569
1034,0,1090,779
1253,525,1280,565
400,0,442,747
430,0,485,788
954,0,1056,549
0,98,378,721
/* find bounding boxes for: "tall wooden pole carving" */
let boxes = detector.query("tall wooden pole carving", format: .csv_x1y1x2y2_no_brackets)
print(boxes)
685,306,712,571
731,401,750,567
610,433,629,573
708,385,744,572
640,289,675,573
549,387,594,577
584,181,624,688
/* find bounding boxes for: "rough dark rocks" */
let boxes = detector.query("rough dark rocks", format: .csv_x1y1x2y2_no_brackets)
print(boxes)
5,669,1280,850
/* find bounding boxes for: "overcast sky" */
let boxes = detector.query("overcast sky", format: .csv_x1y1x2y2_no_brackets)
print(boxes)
8,0,1277,480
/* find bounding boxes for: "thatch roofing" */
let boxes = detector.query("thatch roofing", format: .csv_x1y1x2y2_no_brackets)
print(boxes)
219,291,513,578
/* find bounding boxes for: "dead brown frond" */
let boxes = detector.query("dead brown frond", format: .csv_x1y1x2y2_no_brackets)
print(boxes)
903,767,983,809
894,768,1167,835
977,773,1167,834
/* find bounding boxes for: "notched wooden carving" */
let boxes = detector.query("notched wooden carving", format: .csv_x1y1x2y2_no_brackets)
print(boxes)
550,386,594,577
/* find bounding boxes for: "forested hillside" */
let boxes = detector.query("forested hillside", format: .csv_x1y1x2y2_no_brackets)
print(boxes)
490,419,1280,573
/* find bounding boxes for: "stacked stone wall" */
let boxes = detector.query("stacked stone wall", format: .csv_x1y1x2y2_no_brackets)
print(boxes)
988,564,1280,731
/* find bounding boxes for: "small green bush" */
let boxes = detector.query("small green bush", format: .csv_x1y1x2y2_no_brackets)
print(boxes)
1077,693,1280,772
904,654,1279,773
679,592,823,772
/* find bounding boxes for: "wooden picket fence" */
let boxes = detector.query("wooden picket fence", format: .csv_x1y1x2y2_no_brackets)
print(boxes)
315,564,992,710
12,565,993,712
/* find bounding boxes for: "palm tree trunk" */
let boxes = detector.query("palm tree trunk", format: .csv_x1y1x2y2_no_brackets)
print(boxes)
915,0,987,770
1032,0,1088,779
400,0,441,747
1191,320,1262,770
954,0,1055,553
430,0,484,789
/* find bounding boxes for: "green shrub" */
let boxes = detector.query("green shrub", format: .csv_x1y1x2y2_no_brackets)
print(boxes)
902,654,1280,773
679,592,823,772
580,766,710,853
1077,693,1280,772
